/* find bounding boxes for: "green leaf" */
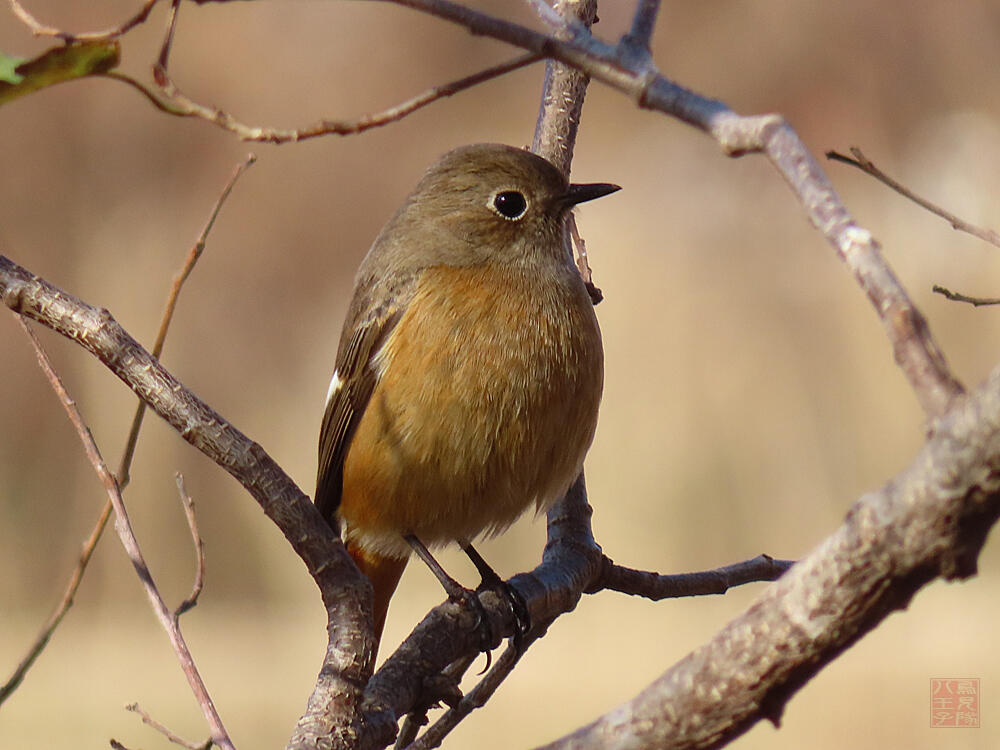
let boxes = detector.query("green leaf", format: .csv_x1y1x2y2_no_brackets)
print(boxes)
0,40,120,107
0,52,27,84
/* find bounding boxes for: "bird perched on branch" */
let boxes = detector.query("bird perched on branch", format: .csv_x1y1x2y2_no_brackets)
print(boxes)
315,143,618,651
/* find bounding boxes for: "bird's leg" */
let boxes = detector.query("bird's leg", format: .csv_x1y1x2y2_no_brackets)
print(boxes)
404,534,498,652
459,541,532,646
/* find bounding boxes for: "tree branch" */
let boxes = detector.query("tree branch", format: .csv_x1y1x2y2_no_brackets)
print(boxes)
539,363,1000,750
173,474,207,618
594,554,794,600
101,51,541,143
0,255,382,750
0,155,253,708
827,147,1000,248
622,0,661,55
18,319,235,750
9,0,160,41
932,285,1000,307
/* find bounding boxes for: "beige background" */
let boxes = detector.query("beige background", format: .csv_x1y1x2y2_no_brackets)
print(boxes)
2,1,998,748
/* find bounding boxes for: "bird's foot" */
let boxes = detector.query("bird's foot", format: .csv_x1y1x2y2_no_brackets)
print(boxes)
405,534,500,653
461,542,532,648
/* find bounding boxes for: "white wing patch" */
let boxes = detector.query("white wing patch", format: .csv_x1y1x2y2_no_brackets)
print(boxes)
325,369,343,407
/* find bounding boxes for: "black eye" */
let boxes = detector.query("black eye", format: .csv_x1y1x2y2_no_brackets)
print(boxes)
491,190,528,220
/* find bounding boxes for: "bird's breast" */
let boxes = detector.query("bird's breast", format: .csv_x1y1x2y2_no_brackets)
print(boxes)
339,262,603,557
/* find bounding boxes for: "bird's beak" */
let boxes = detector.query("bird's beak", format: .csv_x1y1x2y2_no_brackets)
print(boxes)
562,182,621,206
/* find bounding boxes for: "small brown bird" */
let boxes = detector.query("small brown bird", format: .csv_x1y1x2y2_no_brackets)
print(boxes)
315,143,617,649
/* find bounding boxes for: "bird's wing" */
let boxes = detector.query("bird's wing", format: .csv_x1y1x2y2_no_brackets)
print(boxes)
315,304,403,527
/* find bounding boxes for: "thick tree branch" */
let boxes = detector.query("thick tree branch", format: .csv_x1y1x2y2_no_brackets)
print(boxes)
0,255,383,750
538,367,1000,750
0,155,252,709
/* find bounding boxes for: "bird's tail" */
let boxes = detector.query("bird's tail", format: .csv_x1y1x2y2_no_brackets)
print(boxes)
347,543,408,648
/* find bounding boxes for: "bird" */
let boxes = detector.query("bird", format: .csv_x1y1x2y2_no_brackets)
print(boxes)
315,143,618,651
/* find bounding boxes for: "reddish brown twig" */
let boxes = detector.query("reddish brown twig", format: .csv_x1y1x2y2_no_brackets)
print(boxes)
173,474,206,618
10,0,160,41
103,52,540,143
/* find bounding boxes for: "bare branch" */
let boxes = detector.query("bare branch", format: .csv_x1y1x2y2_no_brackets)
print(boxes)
567,213,601,303
406,637,539,750
0,255,378,750
126,702,215,750
531,0,597,174
104,52,540,143
0,156,253,707
156,0,180,73
539,364,1000,750
173,474,207,618
594,554,793,600
623,0,661,54
118,153,255,487
18,319,236,750
933,285,1000,307
827,148,1000,248
9,0,160,42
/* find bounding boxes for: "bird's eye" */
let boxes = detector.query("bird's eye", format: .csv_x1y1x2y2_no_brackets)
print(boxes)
491,190,528,220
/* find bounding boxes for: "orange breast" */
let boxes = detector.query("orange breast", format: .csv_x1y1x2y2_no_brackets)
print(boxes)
339,262,603,559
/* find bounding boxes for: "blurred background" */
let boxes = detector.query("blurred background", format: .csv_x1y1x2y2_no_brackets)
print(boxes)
1,1,998,748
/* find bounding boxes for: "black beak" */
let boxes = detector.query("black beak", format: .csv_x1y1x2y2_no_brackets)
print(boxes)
562,182,621,206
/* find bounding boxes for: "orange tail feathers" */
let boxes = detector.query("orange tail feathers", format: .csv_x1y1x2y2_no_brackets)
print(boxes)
347,543,407,648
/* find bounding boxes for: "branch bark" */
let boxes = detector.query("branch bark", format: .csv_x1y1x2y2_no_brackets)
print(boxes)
0,254,383,750
539,365,1000,750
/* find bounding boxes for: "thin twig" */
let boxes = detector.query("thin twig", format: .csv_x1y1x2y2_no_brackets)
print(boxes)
9,0,160,41
109,52,539,143
155,0,181,75
567,213,602,303
932,285,1000,307
394,652,477,748
1,253,376,750
406,636,538,750
0,156,251,707
127,702,214,750
827,148,1000,248
594,554,794,600
118,153,255,486
173,474,206,618
18,320,236,750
